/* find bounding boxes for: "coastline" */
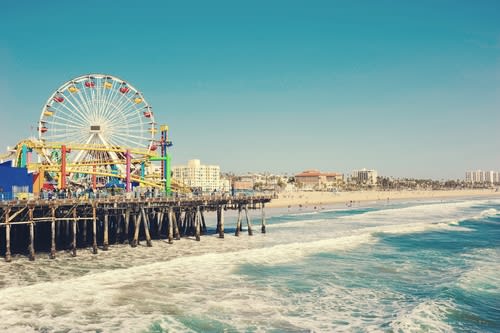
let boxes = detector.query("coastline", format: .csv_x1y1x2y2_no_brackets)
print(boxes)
267,189,500,209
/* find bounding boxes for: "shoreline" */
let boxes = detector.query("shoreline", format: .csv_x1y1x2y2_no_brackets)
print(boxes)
267,189,500,209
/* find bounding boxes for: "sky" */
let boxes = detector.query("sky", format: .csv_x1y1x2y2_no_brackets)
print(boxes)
0,0,499,179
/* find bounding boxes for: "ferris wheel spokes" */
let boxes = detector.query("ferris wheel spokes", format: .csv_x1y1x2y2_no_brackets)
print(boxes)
38,74,157,185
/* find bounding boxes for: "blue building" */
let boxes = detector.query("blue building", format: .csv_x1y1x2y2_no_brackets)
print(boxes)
0,161,33,200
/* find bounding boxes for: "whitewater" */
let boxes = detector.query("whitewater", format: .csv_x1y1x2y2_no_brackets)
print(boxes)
0,197,498,332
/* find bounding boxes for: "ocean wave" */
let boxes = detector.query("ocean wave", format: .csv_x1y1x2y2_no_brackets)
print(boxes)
283,210,319,217
457,248,500,296
358,221,474,236
269,218,326,228
478,208,498,218
244,233,377,265
451,208,499,225
339,199,499,228
391,299,455,332
0,230,378,332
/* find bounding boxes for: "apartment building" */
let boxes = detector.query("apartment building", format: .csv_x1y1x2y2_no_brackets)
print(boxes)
172,159,229,192
466,170,500,184
351,168,378,185
295,170,343,190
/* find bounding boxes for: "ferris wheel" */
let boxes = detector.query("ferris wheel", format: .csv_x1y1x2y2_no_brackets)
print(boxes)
38,74,156,168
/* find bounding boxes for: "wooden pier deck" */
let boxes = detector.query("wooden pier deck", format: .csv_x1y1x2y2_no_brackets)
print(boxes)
0,194,273,261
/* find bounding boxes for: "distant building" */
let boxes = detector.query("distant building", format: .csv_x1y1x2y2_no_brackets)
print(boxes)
172,159,229,192
239,175,255,186
474,170,485,183
233,173,289,192
485,171,496,184
295,169,343,190
232,181,253,191
465,171,473,183
466,170,499,184
351,168,378,185
295,170,322,189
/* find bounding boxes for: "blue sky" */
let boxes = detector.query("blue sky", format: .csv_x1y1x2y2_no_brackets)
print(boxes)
1,0,499,179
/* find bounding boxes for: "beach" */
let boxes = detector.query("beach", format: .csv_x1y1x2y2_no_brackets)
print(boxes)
268,188,500,208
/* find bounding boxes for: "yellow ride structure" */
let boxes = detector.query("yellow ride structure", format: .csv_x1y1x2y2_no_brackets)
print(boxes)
12,138,189,194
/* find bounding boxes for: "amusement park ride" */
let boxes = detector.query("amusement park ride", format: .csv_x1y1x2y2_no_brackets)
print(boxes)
2,74,185,195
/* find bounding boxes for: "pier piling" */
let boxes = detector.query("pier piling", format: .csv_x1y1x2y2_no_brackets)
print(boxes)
156,210,163,238
261,203,266,234
141,208,153,247
92,204,98,254
132,213,140,247
200,208,207,235
124,209,130,244
244,205,253,236
167,207,174,244
103,212,109,251
82,214,87,247
114,213,121,244
173,209,180,240
217,205,225,238
28,207,35,261
72,208,77,257
50,206,56,259
0,194,272,260
235,205,242,237
195,206,201,241
5,208,11,262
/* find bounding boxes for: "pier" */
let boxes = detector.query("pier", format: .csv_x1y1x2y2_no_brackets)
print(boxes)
0,194,272,261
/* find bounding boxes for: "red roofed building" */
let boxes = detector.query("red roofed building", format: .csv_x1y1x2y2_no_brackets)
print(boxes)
295,169,343,190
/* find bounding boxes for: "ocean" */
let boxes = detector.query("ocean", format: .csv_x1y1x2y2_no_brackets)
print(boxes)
0,197,498,332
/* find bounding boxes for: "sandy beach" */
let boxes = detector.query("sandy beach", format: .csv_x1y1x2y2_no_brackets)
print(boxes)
267,189,500,208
